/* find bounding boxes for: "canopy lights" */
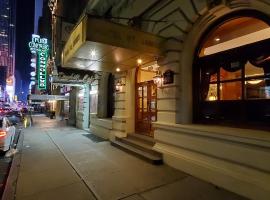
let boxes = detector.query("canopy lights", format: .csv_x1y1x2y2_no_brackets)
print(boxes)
137,59,142,65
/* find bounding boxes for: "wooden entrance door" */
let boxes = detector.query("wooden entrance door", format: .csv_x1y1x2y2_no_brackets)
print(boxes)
135,80,157,137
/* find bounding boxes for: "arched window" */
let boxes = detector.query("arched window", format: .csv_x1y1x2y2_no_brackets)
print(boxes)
195,16,270,126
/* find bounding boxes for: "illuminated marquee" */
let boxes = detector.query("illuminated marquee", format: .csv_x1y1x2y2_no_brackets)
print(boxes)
29,34,49,90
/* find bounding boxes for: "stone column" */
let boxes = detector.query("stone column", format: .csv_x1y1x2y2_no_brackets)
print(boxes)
68,86,77,126
97,72,109,118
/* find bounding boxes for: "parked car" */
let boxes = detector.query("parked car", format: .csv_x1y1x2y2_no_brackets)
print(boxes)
0,108,11,115
0,116,16,152
6,110,22,124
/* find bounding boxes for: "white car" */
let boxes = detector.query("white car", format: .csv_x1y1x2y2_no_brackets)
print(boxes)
0,117,16,152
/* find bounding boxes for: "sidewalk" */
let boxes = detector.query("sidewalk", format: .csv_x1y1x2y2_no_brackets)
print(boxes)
15,116,247,200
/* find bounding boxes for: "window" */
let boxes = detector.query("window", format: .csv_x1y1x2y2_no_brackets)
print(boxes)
196,16,270,126
202,60,270,101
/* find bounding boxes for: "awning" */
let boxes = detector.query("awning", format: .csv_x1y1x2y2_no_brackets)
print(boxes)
28,95,69,101
62,15,164,72
52,66,95,85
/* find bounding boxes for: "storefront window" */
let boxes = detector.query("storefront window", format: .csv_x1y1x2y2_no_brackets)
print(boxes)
245,78,270,99
206,84,217,101
220,67,241,81
220,81,242,100
245,61,264,77
210,73,217,82
196,16,270,125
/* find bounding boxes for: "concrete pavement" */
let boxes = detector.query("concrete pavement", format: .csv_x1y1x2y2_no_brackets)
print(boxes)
15,116,247,200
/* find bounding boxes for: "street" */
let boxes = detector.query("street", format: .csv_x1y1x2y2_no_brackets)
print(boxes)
12,115,246,200
0,125,21,197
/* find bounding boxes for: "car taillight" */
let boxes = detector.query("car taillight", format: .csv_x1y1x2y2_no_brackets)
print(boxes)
0,130,6,137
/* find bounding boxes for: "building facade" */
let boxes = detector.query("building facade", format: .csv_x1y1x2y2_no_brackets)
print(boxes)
57,1,270,199
0,0,16,102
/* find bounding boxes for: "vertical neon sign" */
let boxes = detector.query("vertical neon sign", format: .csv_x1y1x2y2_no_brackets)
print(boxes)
28,34,49,90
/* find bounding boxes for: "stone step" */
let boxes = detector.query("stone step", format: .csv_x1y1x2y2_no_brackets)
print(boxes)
118,137,161,157
111,140,163,165
128,133,155,145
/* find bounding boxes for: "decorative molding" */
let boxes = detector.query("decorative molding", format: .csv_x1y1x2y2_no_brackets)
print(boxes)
190,0,201,16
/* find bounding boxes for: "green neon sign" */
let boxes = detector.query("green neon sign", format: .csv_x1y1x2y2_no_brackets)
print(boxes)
29,34,49,90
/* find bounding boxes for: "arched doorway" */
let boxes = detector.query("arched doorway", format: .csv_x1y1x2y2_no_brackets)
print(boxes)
135,65,157,137
194,16,270,128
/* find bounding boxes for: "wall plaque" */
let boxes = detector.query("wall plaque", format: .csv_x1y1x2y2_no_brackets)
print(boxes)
163,70,174,85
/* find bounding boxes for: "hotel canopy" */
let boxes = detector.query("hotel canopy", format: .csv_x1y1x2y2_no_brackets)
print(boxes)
62,14,165,72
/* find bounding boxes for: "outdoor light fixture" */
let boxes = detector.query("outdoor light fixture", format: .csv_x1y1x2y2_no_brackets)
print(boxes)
115,80,124,92
137,59,142,65
215,37,220,42
30,62,36,68
30,71,36,76
116,68,120,72
153,71,163,87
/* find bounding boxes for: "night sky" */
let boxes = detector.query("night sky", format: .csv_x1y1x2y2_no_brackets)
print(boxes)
15,0,35,101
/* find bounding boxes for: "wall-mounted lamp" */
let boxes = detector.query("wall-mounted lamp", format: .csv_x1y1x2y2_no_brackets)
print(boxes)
153,71,163,87
115,80,125,92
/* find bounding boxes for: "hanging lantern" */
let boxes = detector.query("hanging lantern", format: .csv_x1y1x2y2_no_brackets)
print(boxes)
153,71,163,87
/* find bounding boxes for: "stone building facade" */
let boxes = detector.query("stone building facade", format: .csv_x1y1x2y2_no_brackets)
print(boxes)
60,1,270,199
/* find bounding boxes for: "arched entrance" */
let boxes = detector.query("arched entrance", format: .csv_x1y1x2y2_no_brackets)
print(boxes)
135,65,157,137
193,15,270,128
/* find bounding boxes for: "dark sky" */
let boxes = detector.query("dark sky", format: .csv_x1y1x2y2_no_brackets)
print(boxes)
15,0,35,101
35,0,43,33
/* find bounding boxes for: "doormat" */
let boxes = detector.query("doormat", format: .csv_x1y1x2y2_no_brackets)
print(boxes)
83,134,108,143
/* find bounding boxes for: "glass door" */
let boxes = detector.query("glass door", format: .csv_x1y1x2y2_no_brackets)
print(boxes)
135,80,157,137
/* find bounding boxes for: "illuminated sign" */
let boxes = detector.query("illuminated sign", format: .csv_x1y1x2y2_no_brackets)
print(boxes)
29,34,49,90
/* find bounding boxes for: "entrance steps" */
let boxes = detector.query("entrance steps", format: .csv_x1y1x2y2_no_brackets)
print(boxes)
111,133,163,165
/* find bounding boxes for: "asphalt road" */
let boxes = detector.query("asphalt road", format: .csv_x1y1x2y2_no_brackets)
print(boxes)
0,125,22,197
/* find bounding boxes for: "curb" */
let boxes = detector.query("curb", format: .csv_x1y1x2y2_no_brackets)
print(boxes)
1,129,24,200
